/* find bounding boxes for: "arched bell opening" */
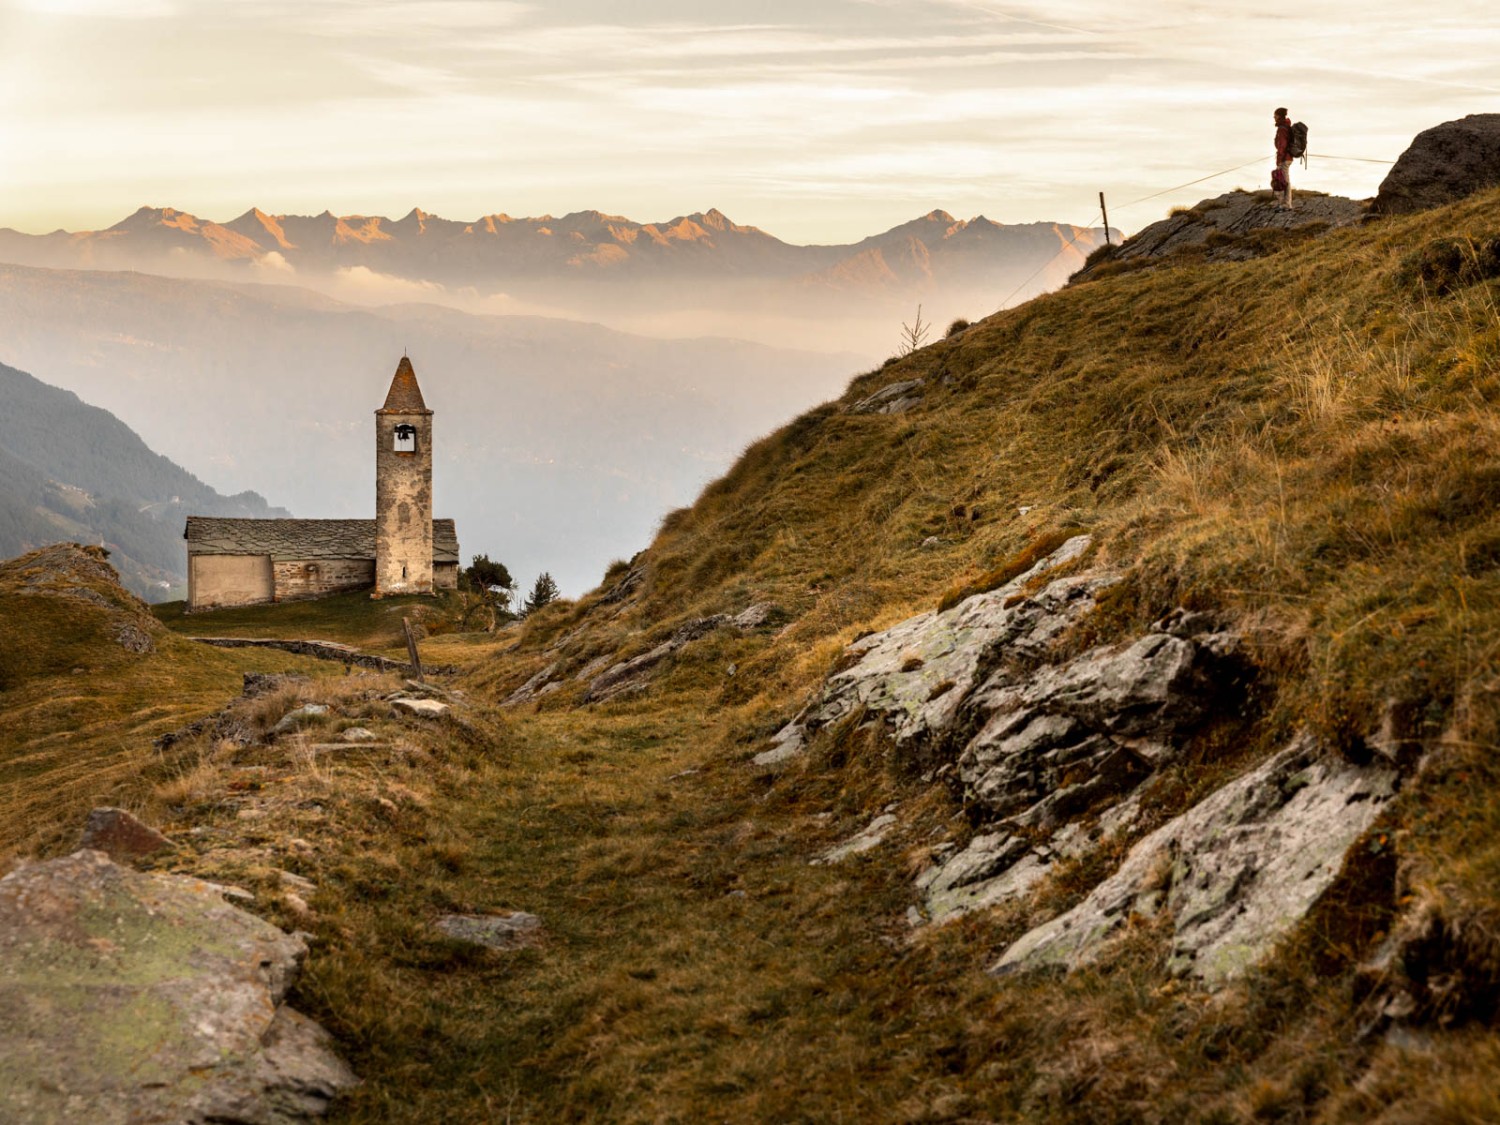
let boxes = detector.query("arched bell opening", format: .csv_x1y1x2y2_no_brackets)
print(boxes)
394,423,418,453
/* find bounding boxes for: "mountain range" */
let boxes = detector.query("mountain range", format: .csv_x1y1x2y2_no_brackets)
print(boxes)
0,207,1111,353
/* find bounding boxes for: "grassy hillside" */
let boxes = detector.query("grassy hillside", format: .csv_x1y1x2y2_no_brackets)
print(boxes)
9,187,1500,1122
431,185,1500,1120
0,544,326,865
152,589,515,671
0,360,289,599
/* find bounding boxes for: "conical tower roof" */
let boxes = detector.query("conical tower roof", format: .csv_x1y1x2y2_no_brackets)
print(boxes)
379,356,430,413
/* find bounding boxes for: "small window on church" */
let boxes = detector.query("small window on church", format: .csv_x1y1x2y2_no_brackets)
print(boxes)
394,423,417,453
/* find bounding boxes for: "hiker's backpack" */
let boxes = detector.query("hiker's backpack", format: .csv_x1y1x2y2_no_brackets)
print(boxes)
1288,121,1309,163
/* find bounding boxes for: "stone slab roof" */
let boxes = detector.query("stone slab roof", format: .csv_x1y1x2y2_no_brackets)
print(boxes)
379,356,431,414
184,518,459,564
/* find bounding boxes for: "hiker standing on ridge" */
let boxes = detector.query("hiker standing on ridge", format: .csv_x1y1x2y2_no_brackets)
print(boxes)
1273,107,1294,210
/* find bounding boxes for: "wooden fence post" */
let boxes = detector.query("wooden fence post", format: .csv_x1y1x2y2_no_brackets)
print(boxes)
403,616,424,681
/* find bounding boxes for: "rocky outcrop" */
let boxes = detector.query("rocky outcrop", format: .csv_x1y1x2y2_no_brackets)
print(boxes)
1374,113,1500,215
993,738,1396,984
767,535,1102,769
773,533,1412,987
850,378,924,415
2,543,167,665
1072,191,1364,282
586,614,730,702
955,613,1238,827
0,850,356,1123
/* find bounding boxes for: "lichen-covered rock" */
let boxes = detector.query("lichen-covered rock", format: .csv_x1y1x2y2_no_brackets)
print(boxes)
813,813,898,865
1374,113,1500,215
0,850,357,1123
992,738,1397,985
917,832,1051,922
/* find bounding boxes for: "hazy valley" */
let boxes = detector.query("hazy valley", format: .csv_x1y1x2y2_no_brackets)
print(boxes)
0,262,869,595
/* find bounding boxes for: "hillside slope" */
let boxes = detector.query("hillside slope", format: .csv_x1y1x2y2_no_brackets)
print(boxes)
443,184,1500,1120
0,361,287,598
9,188,1500,1122
0,544,325,863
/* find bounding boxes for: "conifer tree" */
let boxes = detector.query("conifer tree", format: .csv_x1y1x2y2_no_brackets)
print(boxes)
522,571,560,615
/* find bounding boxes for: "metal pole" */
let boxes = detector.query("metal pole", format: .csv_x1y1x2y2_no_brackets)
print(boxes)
1099,192,1112,246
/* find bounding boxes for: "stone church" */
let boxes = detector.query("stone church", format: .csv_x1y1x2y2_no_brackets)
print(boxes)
183,357,459,610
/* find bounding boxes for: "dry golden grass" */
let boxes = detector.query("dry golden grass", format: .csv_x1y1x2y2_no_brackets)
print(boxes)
11,190,1500,1120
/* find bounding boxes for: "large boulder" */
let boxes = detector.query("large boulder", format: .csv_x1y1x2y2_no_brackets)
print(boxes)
1374,113,1500,215
0,850,356,1124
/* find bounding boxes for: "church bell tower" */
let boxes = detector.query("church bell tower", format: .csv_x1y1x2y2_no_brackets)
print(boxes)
374,356,434,596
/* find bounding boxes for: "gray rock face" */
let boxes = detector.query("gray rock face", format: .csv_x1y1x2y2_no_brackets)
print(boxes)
769,534,1101,768
993,738,1397,985
776,530,1254,935
1375,113,1500,215
0,850,357,1124
956,627,1236,827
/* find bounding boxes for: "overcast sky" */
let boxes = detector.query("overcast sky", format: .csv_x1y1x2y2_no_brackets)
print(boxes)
2,0,1498,242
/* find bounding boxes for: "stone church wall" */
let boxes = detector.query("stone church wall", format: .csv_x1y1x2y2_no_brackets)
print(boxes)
435,561,459,590
272,559,376,602
188,554,273,610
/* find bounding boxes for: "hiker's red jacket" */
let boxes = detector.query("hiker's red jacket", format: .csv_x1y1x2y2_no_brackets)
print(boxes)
1275,121,1292,163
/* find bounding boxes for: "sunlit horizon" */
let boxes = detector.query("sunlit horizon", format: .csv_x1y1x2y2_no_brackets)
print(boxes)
3,1,1498,244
